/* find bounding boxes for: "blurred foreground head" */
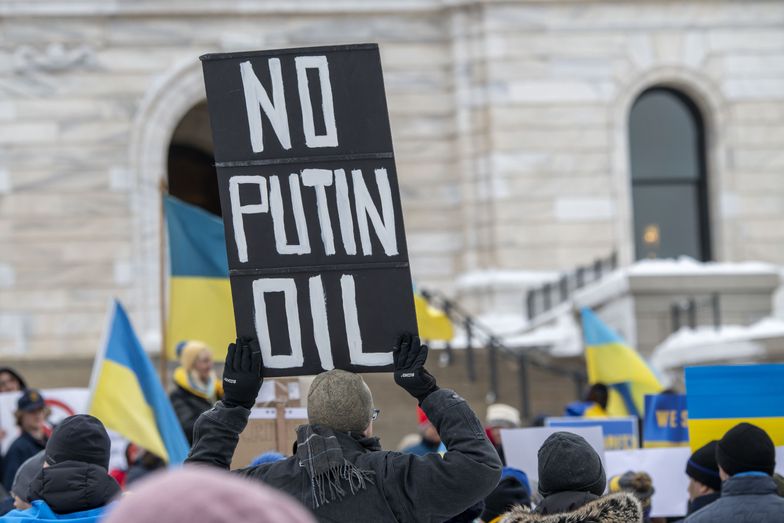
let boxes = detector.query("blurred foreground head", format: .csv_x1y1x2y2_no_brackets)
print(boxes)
307,369,374,433
104,467,315,523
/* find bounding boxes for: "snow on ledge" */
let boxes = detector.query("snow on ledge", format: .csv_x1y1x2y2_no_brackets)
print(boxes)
651,317,784,372
455,269,559,290
629,257,780,277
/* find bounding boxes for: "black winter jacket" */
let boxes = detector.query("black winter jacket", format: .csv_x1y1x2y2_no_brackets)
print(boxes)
2,432,45,491
684,474,784,522
170,386,212,445
25,460,120,514
187,388,503,522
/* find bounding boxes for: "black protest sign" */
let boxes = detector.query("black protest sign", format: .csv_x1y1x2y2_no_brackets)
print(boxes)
200,44,417,377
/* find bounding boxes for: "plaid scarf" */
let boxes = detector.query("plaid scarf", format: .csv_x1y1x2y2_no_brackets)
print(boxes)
295,425,375,508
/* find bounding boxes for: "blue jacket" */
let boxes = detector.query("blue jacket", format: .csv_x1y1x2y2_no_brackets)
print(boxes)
684,474,784,523
0,500,107,522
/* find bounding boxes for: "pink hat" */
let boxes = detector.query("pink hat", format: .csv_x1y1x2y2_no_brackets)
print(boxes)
104,466,315,523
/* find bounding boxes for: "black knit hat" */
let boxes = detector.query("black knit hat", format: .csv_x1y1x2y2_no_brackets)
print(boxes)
686,441,722,491
538,432,606,497
716,422,775,476
45,414,111,470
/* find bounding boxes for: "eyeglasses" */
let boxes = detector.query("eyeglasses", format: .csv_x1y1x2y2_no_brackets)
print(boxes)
371,408,380,421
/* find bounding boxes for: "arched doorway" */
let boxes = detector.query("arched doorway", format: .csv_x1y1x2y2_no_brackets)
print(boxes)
167,102,221,216
628,87,711,261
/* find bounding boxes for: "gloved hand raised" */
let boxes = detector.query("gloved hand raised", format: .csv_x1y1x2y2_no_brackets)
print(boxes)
221,337,263,410
393,333,439,403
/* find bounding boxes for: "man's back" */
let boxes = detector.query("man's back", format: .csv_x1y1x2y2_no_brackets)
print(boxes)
685,475,784,523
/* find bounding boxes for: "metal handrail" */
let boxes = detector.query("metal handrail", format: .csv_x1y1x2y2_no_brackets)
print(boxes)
419,288,587,419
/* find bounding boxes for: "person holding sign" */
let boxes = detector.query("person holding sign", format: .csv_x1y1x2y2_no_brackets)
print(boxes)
186,334,502,522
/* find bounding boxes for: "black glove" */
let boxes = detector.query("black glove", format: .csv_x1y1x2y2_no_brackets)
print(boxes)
393,333,439,403
221,337,263,410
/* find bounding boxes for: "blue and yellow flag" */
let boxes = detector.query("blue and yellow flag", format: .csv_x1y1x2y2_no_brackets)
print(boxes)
414,293,454,342
581,307,663,417
89,300,189,463
164,195,235,360
686,364,784,451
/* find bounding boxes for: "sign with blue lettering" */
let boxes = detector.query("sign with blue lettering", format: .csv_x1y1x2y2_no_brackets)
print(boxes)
643,394,688,447
545,417,639,450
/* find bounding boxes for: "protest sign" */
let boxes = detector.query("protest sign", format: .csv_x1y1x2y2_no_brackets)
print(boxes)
0,388,128,470
546,416,639,450
643,393,688,447
605,447,691,517
686,363,784,450
606,446,784,517
500,426,605,484
200,44,417,377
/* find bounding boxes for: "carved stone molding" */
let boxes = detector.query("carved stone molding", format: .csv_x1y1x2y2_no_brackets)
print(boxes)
13,43,96,74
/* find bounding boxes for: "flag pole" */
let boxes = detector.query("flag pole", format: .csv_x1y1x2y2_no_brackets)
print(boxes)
159,180,169,387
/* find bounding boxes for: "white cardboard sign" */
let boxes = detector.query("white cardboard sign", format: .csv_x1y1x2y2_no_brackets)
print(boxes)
500,426,605,485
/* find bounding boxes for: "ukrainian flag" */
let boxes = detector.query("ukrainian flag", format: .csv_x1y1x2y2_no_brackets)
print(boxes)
581,308,663,417
686,364,784,451
89,300,189,463
414,292,454,342
165,195,235,360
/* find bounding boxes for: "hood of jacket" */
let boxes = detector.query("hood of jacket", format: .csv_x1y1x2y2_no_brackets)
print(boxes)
26,460,120,515
501,493,642,523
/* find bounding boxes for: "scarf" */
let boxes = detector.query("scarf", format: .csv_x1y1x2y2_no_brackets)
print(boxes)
295,425,375,508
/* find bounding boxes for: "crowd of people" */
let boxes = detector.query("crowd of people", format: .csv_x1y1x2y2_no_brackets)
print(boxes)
0,338,782,522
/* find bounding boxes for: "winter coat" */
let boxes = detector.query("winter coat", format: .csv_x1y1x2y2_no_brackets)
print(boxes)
686,491,721,516
0,500,107,523
170,367,219,445
187,388,503,523
25,460,120,515
684,474,784,522
500,492,642,523
2,433,46,491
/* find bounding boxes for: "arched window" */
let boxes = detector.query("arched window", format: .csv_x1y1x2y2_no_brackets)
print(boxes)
628,88,710,261
167,102,221,216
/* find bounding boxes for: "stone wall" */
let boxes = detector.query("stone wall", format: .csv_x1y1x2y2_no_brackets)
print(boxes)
1,0,784,357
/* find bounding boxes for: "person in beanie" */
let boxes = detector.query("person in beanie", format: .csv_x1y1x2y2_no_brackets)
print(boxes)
170,340,223,445
607,471,654,522
2,390,48,491
685,422,784,522
103,467,315,523
10,451,45,512
2,414,121,522
683,441,721,517
401,407,444,456
187,334,502,522
499,432,643,522
485,403,521,464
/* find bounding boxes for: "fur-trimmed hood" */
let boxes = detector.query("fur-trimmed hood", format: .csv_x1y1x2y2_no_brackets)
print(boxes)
500,493,643,523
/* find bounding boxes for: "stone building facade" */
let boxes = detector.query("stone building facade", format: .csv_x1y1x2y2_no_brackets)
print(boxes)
1,0,784,357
